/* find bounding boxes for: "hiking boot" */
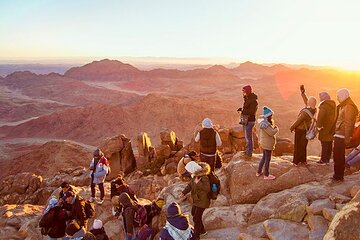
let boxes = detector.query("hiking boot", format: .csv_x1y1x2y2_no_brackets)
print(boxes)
97,199,104,205
255,172,262,177
264,175,276,180
89,197,96,203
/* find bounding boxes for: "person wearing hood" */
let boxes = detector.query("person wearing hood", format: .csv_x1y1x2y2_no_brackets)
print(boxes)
110,175,137,216
290,85,317,166
179,162,211,239
256,107,279,180
177,150,198,180
90,219,109,240
332,88,359,181
159,202,195,240
89,149,109,205
194,118,222,171
118,192,137,240
315,92,337,164
237,85,258,159
39,197,68,239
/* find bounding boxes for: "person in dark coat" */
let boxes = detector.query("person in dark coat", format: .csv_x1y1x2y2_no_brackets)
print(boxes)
90,219,109,240
63,191,88,229
179,162,211,240
159,202,195,240
194,118,222,171
39,197,68,239
118,192,137,240
58,181,73,211
316,92,337,164
290,86,317,165
332,88,359,181
111,175,137,216
237,85,258,158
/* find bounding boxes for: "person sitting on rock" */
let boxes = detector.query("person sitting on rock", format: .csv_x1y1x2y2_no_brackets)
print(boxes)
39,196,68,239
256,106,279,180
194,118,222,171
62,191,89,230
177,150,198,180
159,202,195,240
90,149,109,205
58,181,74,211
110,175,137,216
345,145,360,169
179,162,211,240
90,219,109,240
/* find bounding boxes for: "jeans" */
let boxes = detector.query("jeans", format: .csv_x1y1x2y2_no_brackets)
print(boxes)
320,141,333,163
258,149,272,176
244,121,255,156
345,147,360,166
191,206,206,239
333,137,345,180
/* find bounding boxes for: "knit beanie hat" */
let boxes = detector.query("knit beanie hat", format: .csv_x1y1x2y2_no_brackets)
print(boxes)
337,88,350,103
155,198,165,209
92,219,103,230
263,106,274,118
319,92,331,101
185,161,202,176
167,202,182,217
242,85,252,95
202,118,213,129
307,96,317,109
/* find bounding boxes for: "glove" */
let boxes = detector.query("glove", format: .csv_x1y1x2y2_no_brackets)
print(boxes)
237,108,242,112
300,85,305,94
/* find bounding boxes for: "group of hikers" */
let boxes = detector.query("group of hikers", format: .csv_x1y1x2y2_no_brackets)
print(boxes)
39,84,360,240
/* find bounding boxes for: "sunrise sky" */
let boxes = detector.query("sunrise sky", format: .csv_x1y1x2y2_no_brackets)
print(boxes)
1,0,360,69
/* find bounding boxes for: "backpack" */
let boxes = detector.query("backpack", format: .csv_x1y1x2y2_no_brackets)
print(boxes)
303,109,318,140
208,172,221,200
39,208,56,236
133,204,148,227
100,157,111,176
84,200,95,219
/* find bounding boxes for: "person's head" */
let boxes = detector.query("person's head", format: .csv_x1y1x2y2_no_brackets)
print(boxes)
188,150,198,161
60,181,71,192
93,148,103,160
92,219,103,230
307,96,317,109
319,92,331,102
113,175,125,188
167,202,182,218
185,161,202,178
62,191,75,204
263,106,274,124
242,85,252,96
202,118,213,129
118,192,134,208
337,88,350,103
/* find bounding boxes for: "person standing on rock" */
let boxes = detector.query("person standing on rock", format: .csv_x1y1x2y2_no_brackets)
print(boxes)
159,202,195,240
179,161,211,240
256,107,279,180
332,88,359,181
194,118,222,171
290,85,317,166
237,85,258,159
89,149,109,205
177,150,198,180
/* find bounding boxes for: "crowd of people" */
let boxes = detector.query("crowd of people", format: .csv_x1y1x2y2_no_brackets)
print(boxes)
39,84,359,240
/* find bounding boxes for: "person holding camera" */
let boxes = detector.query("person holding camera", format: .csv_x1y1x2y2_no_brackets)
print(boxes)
237,85,258,159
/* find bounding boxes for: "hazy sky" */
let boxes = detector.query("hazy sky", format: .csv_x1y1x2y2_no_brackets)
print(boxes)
1,0,360,69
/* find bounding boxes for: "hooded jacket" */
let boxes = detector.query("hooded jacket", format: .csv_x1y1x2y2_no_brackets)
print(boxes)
334,97,358,144
159,215,195,240
290,108,316,132
90,157,109,185
182,162,211,209
317,100,337,141
242,93,258,122
258,118,279,151
39,206,68,238
119,193,136,235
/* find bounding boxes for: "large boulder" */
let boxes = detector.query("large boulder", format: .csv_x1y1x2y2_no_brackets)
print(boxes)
137,132,156,169
273,137,294,156
218,128,233,154
306,199,335,215
263,219,309,240
324,191,360,239
308,215,328,240
100,134,137,178
160,128,183,151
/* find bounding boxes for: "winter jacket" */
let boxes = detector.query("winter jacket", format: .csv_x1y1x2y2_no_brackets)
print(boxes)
182,162,211,209
90,157,109,185
39,206,68,238
241,93,258,122
159,215,195,240
110,182,137,201
290,108,316,132
334,97,359,145
90,227,109,240
119,193,136,235
69,196,87,227
259,118,279,151
317,100,337,142
177,156,193,176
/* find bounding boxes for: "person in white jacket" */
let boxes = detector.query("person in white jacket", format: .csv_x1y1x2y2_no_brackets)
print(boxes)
90,149,109,204
256,107,279,180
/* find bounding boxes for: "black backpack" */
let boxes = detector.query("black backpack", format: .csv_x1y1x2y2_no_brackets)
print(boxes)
208,172,221,200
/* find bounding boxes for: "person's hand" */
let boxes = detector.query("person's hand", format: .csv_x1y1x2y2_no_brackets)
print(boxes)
300,85,305,94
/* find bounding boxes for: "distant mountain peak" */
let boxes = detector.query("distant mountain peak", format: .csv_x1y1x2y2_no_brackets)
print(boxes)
6,71,39,79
